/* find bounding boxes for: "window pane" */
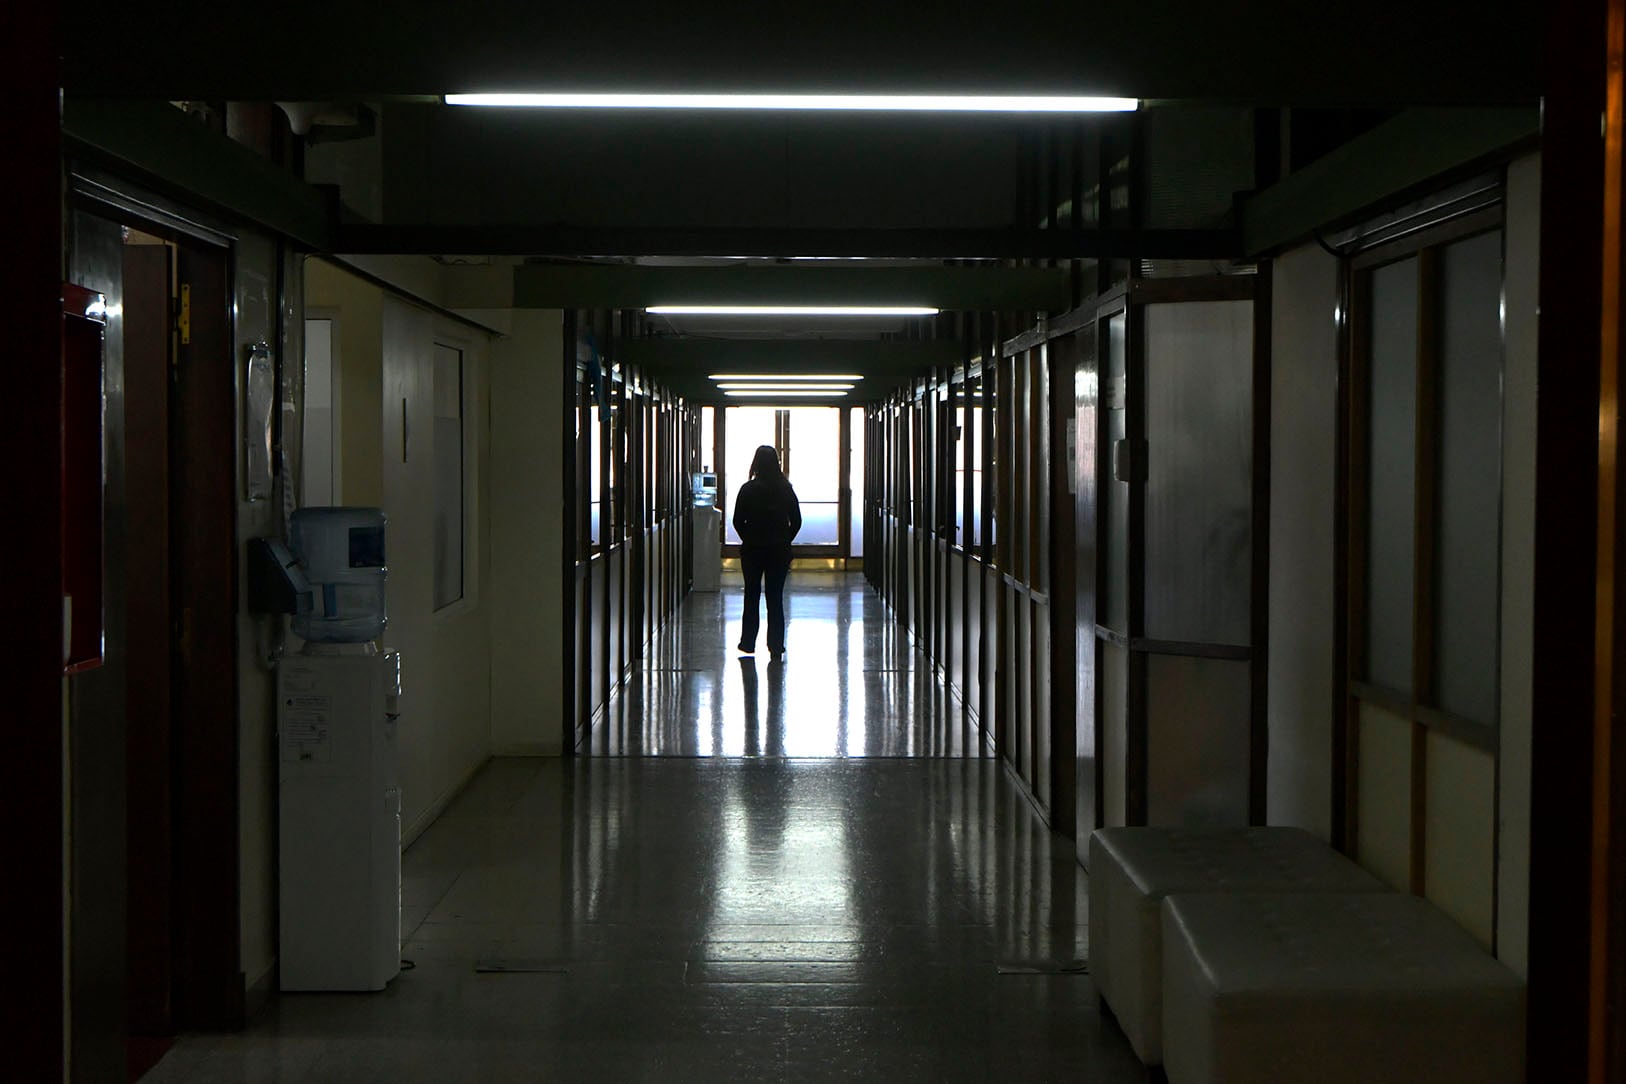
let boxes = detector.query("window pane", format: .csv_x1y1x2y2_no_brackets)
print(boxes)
724,406,778,545
799,503,841,545
1435,231,1502,724
1365,257,1418,693
302,318,334,506
590,404,603,546
1103,312,1129,631
955,396,968,545
849,406,865,557
433,344,464,610
786,406,840,502
1035,346,1051,590
699,405,715,473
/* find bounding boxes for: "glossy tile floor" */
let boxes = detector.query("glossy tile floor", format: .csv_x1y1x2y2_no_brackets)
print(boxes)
593,571,990,757
143,574,1146,1082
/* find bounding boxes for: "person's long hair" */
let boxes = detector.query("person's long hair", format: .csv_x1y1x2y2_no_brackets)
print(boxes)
749,444,785,483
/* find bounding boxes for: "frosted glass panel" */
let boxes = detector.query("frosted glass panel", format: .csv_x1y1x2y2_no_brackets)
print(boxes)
799,503,840,545
1436,232,1502,725
590,405,603,546
786,406,840,501
1355,701,1412,891
849,407,865,557
1365,257,1418,692
302,318,334,506
724,407,777,545
1146,654,1251,828
1424,731,1495,947
1143,301,1252,645
1104,313,1129,631
699,405,715,472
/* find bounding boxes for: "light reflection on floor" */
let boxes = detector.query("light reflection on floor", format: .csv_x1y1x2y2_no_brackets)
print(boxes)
589,571,992,757
137,573,1148,1083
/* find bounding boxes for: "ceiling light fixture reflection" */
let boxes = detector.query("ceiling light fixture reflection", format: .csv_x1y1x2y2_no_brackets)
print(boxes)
445,93,1139,113
649,305,938,316
724,390,849,398
708,373,864,382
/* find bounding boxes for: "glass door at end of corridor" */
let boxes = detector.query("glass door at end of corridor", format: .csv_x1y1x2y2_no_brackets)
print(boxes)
720,405,858,559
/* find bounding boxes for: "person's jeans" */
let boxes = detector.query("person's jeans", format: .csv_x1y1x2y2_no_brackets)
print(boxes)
740,545,791,652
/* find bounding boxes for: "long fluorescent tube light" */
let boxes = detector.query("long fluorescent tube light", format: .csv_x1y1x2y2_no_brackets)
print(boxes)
716,383,855,391
649,305,938,316
445,93,1138,113
709,373,864,382
724,390,849,398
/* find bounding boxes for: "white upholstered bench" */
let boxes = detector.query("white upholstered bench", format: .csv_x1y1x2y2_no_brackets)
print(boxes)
1087,827,1386,1065
1160,891,1525,1084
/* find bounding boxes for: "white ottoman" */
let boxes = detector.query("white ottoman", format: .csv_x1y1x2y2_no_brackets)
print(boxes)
1160,892,1525,1084
1087,827,1384,1065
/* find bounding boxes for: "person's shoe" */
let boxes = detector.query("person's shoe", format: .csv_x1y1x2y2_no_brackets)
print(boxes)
737,642,754,653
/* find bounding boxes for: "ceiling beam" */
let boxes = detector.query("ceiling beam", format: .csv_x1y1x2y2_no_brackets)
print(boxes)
618,338,959,402
62,98,337,249
337,224,1239,261
1242,107,1539,256
619,339,960,369
438,263,1073,311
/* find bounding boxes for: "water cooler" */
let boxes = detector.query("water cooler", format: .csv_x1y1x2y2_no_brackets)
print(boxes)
261,507,402,991
691,471,721,592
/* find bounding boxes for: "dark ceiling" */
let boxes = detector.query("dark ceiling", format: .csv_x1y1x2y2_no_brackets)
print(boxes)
60,2,1543,404
68,2,1539,106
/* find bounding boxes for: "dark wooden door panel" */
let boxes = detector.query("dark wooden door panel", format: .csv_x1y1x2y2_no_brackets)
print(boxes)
170,241,243,1028
122,240,174,1036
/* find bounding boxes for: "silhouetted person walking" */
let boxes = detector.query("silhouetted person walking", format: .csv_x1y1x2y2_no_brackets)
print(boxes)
732,444,801,658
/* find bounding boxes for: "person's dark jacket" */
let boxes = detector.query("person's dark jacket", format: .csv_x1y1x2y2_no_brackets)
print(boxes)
732,477,802,550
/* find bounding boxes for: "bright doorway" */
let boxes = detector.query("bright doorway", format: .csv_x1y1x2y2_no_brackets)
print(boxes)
712,405,865,560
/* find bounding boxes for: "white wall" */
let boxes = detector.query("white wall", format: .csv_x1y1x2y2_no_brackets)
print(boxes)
465,308,568,755
303,260,497,849
1266,243,1339,840
1497,152,1540,978
380,295,495,843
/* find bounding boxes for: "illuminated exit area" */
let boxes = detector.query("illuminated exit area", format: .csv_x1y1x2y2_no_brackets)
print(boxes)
699,405,866,560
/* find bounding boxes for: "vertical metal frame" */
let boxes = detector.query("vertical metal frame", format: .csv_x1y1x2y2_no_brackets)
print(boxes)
1124,292,1149,825
563,310,582,751
956,326,969,728
980,315,998,736
1250,263,1275,825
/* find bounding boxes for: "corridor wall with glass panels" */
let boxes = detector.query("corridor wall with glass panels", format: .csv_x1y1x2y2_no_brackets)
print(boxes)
866,278,1269,856
567,311,693,748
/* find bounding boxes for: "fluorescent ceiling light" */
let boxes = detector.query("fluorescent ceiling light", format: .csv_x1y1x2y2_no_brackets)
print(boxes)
445,93,1138,113
724,390,849,398
649,305,938,316
709,373,864,382
716,383,856,391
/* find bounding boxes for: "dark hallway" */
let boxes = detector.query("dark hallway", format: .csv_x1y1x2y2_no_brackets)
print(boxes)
140,575,1123,1083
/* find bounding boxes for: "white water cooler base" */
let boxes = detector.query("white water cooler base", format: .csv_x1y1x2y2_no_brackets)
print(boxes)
692,506,722,591
278,647,402,991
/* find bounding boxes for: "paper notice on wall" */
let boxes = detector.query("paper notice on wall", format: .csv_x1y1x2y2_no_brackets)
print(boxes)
283,693,333,762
